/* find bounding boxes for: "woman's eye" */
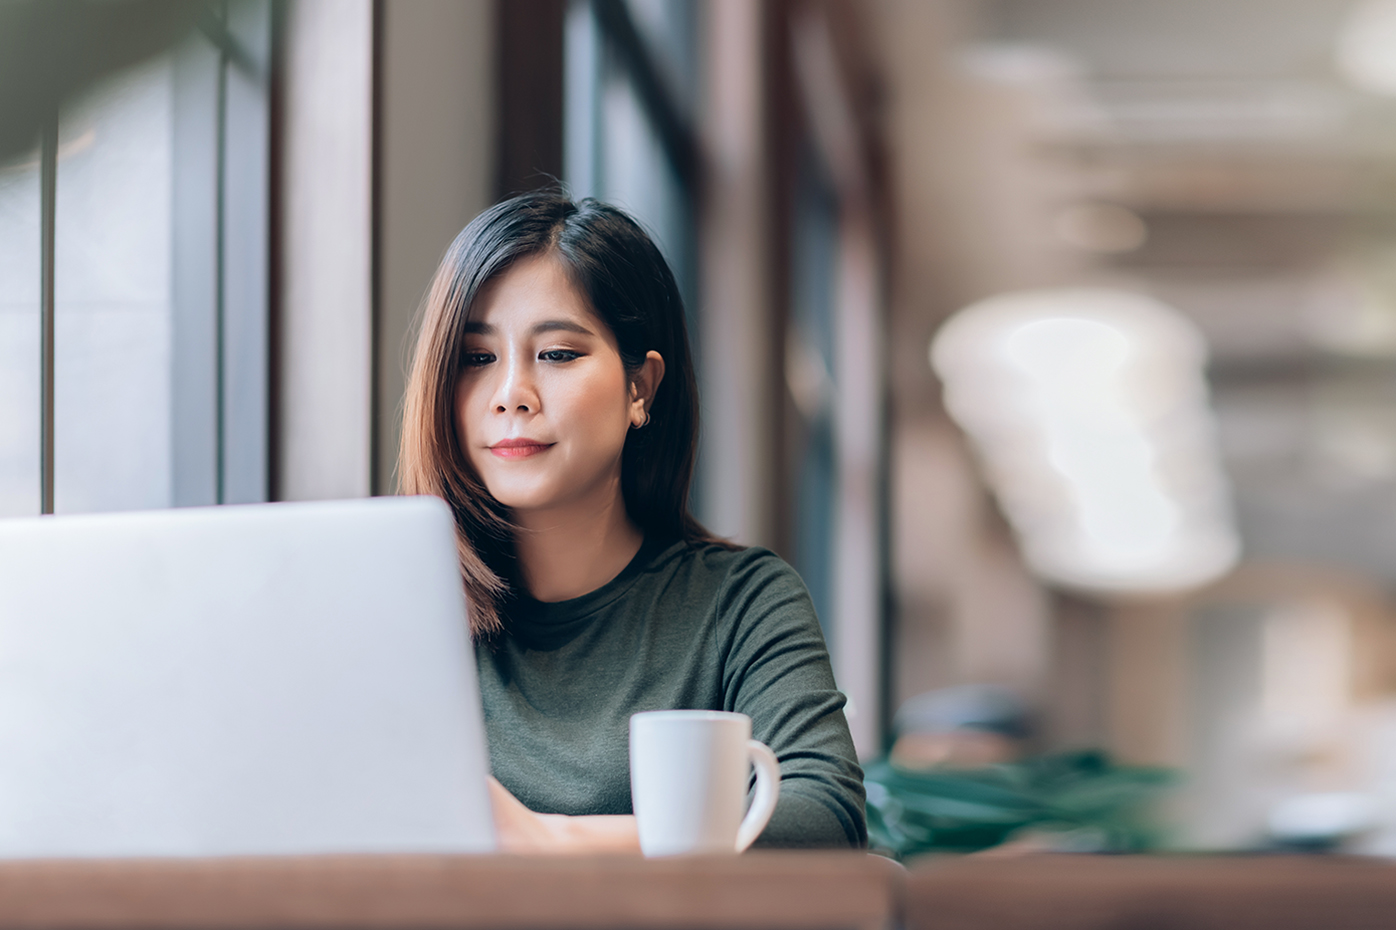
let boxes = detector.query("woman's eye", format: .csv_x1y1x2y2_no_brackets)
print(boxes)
539,349,581,362
463,351,495,367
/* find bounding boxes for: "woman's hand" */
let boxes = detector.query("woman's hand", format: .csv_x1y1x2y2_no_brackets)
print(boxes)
488,776,641,854
487,776,561,851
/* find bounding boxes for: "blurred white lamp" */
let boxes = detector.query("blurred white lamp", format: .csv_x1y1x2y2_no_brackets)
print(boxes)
931,288,1239,596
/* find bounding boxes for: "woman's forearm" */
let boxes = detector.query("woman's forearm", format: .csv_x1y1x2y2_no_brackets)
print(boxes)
490,776,640,854
536,813,640,853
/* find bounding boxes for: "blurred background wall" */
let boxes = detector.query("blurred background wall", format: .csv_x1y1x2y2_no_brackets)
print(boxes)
10,0,1396,851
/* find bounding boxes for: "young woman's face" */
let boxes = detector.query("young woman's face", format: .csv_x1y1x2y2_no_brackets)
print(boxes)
454,253,655,516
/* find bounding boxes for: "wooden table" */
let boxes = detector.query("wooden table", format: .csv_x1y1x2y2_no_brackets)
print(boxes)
0,853,899,930
906,854,1396,930
15,851,1396,930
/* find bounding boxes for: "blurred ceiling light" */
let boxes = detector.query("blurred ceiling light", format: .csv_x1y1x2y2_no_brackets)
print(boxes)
956,43,1106,138
1090,81,1343,143
957,43,1083,87
931,288,1239,596
1336,0,1396,95
1054,203,1147,254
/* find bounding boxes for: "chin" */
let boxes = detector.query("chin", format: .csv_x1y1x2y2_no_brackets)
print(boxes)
484,480,562,513
476,459,619,515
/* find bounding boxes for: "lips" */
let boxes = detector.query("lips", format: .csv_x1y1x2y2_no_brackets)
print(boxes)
488,438,554,459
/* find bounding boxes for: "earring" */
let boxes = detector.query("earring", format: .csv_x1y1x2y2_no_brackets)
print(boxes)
631,410,650,430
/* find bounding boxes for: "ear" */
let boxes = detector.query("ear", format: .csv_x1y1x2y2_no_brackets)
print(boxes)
629,351,666,426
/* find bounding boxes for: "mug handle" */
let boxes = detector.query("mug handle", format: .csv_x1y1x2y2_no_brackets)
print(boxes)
735,739,781,852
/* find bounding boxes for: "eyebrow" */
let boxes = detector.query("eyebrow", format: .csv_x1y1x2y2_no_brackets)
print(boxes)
462,320,595,337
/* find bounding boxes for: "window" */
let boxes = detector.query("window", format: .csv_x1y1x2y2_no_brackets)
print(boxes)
564,0,700,351
0,0,271,517
0,127,41,515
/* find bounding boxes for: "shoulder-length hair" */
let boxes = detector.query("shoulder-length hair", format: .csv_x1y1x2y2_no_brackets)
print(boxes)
399,192,726,637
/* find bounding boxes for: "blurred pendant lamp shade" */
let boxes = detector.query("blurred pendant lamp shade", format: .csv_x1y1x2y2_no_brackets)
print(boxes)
931,288,1239,597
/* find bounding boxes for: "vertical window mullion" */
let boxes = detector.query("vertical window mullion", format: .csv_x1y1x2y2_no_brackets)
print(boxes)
38,114,56,516
220,0,271,505
215,15,228,505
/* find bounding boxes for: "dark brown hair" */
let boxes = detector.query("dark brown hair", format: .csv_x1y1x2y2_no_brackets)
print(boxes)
399,192,726,637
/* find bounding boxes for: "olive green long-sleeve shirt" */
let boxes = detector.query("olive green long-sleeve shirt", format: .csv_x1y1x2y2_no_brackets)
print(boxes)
476,538,867,848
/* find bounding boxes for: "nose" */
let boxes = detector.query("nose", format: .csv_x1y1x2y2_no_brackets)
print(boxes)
491,352,539,415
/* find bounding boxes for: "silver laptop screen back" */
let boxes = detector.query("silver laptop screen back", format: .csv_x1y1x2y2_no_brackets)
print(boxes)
0,496,496,857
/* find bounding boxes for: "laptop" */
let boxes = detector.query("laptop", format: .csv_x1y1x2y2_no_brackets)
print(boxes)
0,496,496,858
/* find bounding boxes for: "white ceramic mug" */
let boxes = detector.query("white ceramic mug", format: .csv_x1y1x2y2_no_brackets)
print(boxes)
629,710,780,857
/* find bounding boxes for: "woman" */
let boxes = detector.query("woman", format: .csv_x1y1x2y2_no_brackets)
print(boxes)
399,192,865,852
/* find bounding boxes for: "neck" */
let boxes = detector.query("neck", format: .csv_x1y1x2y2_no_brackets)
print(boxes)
512,478,644,603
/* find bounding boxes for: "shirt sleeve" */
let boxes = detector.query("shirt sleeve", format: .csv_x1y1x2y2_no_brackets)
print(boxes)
716,548,867,848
